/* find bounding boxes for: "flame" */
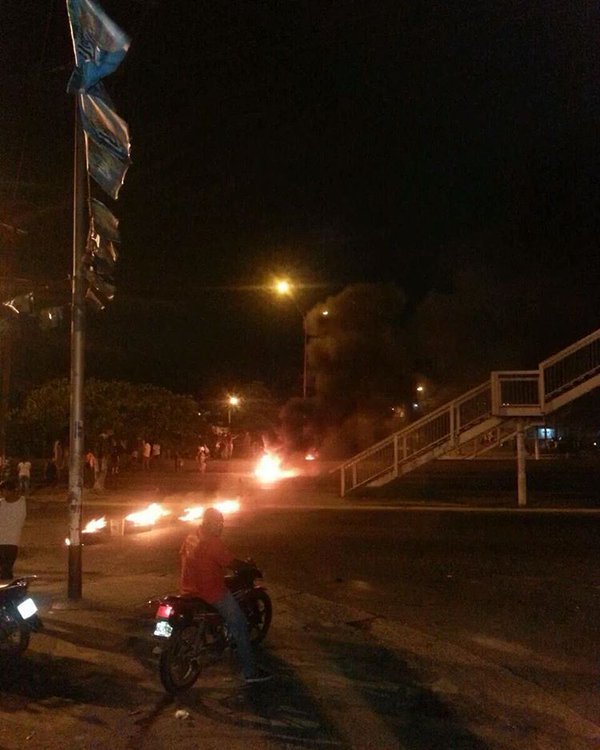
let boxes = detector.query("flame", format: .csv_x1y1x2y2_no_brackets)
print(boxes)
254,453,296,483
83,516,107,534
214,499,240,516
178,499,241,523
125,503,170,527
178,506,204,523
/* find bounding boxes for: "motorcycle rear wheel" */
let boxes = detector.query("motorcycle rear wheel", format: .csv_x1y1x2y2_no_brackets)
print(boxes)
159,624,204,693
247,590,272,645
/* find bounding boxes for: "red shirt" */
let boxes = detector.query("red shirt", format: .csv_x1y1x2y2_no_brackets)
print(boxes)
179,532,234,604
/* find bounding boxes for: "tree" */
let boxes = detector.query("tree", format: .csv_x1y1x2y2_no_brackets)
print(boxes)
9,378,201,457
198,380,280,432
232,381,280,431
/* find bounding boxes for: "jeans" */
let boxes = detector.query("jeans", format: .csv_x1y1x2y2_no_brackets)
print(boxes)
213,589,255,678
18,476,30,496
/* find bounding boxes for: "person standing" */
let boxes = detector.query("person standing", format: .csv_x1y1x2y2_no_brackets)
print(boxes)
196,443,209,473
84,450,97,488
0,480,26,580
17,457,32,497
45,457,58,486
142,440,151,471
173,449,184,472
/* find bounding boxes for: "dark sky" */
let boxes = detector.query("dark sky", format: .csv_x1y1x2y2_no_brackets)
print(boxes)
1,1,599,397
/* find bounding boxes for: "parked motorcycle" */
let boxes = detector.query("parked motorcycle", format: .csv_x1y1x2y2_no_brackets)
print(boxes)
0,577,43,656
153,560,272,693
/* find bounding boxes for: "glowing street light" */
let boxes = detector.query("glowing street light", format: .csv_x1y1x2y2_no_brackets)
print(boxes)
274,278,292,296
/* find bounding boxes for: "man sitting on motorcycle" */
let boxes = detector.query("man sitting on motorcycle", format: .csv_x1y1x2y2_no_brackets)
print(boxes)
179,507,272,684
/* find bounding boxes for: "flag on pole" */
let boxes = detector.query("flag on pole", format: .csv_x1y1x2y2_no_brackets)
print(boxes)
85,137,130,199
79,83,131,198
66,0,130,93
66,0,131,312
91,198,120,243
89,201,119,267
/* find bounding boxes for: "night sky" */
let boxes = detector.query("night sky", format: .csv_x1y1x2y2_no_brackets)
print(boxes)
2,1,599,397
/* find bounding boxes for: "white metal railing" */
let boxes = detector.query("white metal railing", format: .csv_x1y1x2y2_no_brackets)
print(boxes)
447,417,527,458
338,326,600,495
340,381,493,495
540,327,600,404
491,371,542,417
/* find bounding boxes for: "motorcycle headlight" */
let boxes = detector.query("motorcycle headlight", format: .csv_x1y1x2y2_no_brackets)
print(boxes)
17,597,37,619
154,621,173,638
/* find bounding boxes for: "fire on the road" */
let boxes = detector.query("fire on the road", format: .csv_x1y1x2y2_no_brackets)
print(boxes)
178,499,240,523
254,453,297,483
124,503,170,527
65,515,108,544
83,516,107,534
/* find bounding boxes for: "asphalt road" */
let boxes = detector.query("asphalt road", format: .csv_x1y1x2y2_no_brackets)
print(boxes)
242,508,600,723
23,484,600,731
15,459,600,741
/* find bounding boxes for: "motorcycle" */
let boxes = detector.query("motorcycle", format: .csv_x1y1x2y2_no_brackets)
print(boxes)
0,576,43,657
153,560,272,694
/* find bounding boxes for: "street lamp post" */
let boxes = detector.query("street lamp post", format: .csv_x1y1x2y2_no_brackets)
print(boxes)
302,317,308,399
227,395,240,425
274,278,308,398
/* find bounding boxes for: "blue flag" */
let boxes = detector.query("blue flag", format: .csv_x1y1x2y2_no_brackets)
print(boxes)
66,0,130,93
80,83,131,198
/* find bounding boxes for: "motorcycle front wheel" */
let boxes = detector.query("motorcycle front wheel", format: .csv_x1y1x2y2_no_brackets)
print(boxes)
159,624,204,694
0,623,30,657
247,590,272,645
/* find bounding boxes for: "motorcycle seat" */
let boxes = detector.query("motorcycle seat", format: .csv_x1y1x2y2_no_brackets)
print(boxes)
163,594,219,614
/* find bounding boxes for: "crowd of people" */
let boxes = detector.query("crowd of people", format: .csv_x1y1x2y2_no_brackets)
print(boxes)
0,427,272,500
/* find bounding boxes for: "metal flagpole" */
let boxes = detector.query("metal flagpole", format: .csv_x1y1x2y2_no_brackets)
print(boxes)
67,101,87,600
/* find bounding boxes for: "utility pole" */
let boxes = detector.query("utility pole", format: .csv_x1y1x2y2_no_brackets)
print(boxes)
302,315,308,399
64,0,131,601
0,318,13,463
67,106,87,600
0,221,18,463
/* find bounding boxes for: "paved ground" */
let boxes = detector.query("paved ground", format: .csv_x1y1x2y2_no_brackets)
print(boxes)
1,458,599,749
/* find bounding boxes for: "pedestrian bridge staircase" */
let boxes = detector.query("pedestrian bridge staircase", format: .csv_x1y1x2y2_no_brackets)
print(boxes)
338,327,600,496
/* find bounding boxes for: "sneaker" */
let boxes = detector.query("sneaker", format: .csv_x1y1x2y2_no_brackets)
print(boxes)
244,668,273,684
